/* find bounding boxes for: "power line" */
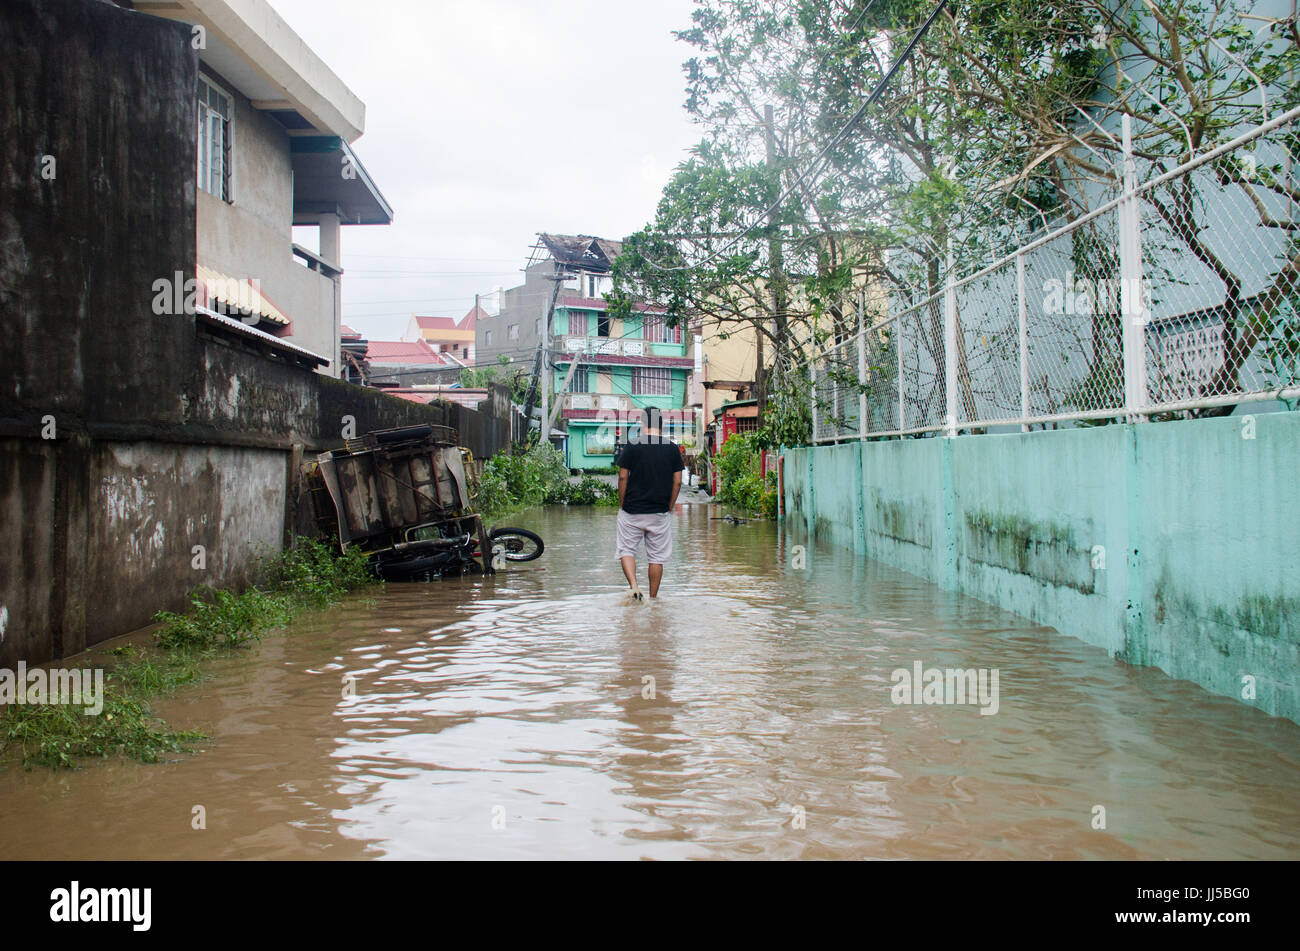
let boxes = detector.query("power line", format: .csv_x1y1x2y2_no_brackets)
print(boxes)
645,0,950,274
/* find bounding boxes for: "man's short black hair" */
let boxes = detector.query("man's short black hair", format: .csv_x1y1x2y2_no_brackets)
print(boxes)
641,406,662,430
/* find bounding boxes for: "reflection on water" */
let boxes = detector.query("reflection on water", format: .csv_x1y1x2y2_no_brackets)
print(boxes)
2,505,1298,859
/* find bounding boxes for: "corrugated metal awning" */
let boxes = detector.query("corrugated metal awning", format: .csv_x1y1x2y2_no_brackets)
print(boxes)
195,306,329,368
197,264,291,326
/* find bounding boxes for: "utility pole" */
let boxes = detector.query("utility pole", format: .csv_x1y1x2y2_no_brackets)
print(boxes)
540,282,549,447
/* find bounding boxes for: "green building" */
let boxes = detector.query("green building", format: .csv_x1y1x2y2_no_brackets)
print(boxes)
552,296,695,469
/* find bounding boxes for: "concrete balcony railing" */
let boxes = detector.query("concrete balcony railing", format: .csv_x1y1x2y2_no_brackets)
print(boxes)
555,335,645,357
561,392,632,413
554,335,687,358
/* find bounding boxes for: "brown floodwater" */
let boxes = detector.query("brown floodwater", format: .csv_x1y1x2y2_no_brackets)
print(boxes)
2,503,1297,859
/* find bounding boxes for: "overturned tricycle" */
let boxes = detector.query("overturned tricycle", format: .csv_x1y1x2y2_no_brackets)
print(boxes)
305,424,543,581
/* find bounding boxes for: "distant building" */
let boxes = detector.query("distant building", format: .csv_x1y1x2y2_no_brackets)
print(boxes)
384,387,491,410
402,305,480,365
481,233,695,468
365,339,464,387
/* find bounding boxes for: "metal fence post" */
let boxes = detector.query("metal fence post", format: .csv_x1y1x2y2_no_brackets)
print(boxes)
1017,251,1029,432
810,348,819,443
944,239,958,437
897,312,905,434
857,288,868,440
1119,114,1150,421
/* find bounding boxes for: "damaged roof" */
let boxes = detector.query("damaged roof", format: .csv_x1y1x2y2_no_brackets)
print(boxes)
538,233,624,273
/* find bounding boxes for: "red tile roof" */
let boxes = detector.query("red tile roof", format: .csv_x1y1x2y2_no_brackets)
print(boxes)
386,388,489,408
412,315,458,330
365,339,452,365
460,304,488,330
340,323,363,340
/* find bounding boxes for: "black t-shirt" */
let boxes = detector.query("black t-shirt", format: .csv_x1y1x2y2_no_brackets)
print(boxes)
620,439,685,514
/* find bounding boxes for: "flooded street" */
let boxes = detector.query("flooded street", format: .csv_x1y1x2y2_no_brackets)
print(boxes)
2,504,1298,860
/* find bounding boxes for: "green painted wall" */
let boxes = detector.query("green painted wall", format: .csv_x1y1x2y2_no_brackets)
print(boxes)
551,365,687,404
783,412,1300,722
566,424,610,469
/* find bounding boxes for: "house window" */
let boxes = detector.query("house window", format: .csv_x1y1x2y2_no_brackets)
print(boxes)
485,330,493,347
197,76,233,202
508,323,519,340
569,311,588,335
572,366,590,393
587,274,601,298
643,316,680,344
585,427,616,456
631,366,671,395
597,315,610,338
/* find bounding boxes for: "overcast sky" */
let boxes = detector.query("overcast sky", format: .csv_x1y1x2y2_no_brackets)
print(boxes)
271,0,701,342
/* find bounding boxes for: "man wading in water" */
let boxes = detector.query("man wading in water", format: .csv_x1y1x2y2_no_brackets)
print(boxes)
617,407,685,600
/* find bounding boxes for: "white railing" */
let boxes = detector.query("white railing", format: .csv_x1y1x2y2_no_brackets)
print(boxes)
812,106,1300,442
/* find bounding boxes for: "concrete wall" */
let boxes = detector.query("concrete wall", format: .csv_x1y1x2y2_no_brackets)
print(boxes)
0,0,513,666
784,414,1300,722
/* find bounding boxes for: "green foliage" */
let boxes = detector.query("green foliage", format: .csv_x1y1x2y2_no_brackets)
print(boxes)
459,355,529,403
715,433,777,516
0,538,378,770
154,588,294,651
547,475,619,506
1,691,205,769
475,444,615,518
757,362,812,448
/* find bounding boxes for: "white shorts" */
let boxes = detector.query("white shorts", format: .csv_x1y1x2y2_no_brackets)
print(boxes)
616,510,673,563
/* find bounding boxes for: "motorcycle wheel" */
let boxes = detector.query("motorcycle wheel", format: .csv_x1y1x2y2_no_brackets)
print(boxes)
487,527,544,562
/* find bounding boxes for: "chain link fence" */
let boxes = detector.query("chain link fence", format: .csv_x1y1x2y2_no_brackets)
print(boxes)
812,107,1300,442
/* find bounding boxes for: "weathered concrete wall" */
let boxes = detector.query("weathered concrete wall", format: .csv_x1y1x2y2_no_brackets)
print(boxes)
0,0,514,666
784,413,1300,722
88,442,287,641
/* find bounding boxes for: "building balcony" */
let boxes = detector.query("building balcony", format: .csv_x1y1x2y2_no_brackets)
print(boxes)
552,335,691,366
559,392,632,415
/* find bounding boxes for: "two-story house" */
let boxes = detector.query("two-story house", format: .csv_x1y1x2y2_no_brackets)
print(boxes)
134,0,393,375
402,307,480,365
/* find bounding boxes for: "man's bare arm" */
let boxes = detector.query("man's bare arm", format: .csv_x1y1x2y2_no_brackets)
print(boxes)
618,467,630,510
669,470,682,509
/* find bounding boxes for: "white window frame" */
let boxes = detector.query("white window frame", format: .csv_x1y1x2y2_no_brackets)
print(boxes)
632,366,672,395
197,73,235,203
643,315,680,344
